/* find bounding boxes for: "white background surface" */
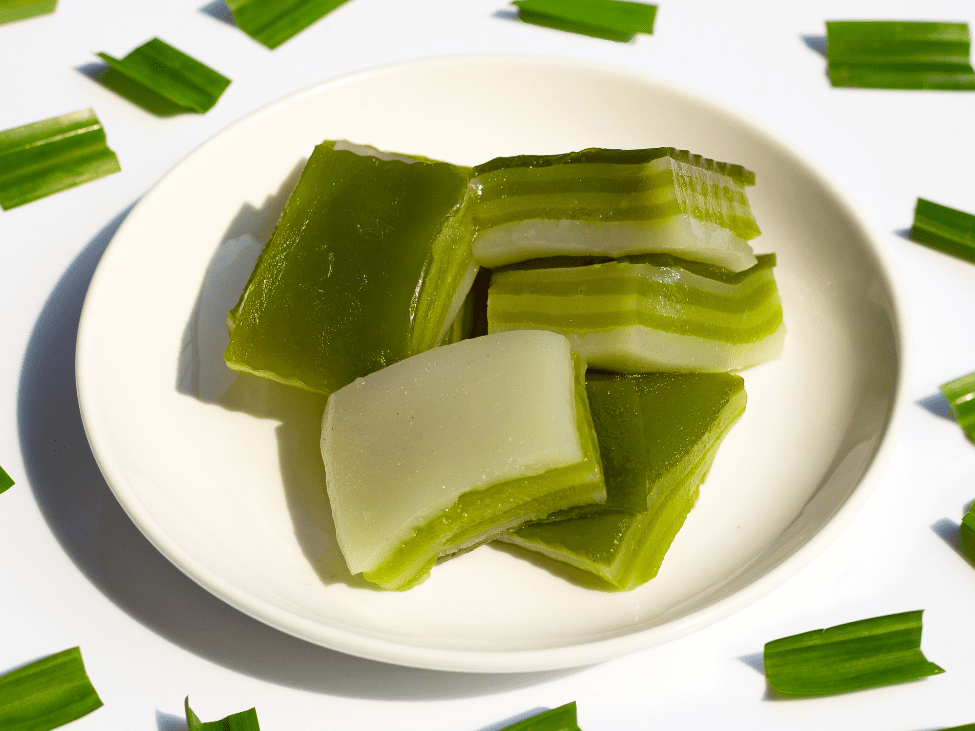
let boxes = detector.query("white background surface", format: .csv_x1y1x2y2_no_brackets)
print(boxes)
2,0,975,729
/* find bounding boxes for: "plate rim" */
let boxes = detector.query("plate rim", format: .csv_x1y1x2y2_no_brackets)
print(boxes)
75,54,913,673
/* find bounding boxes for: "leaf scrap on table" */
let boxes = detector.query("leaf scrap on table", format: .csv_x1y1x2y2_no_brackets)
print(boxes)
0,0,56,25
224,0,353,49
0,464,13,494
764,610,944,695
0,647,103,731
97,38,231,115
0,108,120,211
499,702,582,731
825,21,975,90
511,0,656,42
911,197,975,266
941,371,975,443
186,697,261,731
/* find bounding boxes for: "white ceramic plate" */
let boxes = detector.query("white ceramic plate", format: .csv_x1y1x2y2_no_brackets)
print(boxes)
76,56,909,673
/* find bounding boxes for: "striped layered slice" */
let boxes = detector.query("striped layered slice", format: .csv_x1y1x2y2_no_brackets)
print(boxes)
487,253,785,372
499,371,746,591
469,147,760,271
321,330,605,590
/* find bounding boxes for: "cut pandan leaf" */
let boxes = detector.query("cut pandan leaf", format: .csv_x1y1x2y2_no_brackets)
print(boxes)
764,610,944,695
225,141,477,395
826,21,975,90
0,109,120,210
0,647,103,731
0,0,56,24
321,330,605,590
512,0,656,43
97,38,231,114
960,502,975,565
940,370,975,442
469,147,759,271
185,697,260,731
488,253,785,373
0,464,13,494
499,702,580,731
500,372,745,590
911,198,975,265
225,0,352,49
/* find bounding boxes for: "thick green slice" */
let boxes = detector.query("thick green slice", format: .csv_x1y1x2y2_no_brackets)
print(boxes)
225,141,477,395
940,370,975,442
764,610,944,695
826,21,975,90
488,253,785,373
97,38,230,114
0,109,120,210
321,331,605,590
911,198,975,265
501,372,745,590
470,147,759,271
185,697,260,731
0,647,103,731
0,0,56,24
512,0,656,43
225,0,352,49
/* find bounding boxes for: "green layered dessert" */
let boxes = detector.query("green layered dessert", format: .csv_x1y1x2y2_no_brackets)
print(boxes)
487,253,785,372
320,330,606,590
224,141,478,394
469,147,760,272
500,371,746,590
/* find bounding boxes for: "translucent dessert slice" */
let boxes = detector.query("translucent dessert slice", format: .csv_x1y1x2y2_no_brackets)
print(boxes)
224,140,477,395
320,330,605,590
488,253,785,372
469,147,760,271
500,371,746,591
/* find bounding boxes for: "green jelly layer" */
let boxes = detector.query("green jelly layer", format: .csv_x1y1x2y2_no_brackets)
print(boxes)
488,253,785,372
224,142,476,394
364,353,605,590
469,147,760,268
501,371,746,590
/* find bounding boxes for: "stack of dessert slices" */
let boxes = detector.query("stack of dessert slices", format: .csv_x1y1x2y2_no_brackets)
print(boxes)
224,141,784,590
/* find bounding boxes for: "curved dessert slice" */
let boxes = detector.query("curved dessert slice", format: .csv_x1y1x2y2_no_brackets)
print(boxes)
225,141,477,395
500,371,746,591
470,147,760,271
487,253,785,372
320,330,605,590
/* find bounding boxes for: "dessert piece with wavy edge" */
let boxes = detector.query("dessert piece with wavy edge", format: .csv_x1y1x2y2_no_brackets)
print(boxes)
487,253,785,373
470,147,760,271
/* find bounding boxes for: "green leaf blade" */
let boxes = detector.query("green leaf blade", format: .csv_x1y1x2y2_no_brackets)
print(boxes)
97,38,230,114
0,0,57,25
499,702,580,731
185,697,261,731
764,610,944,695
0,648,103,731
225,0,352,49
0,464,13,494
0,109,120,210
940,371,975,443
826,21,975,90
959,502,975,565
513,0,656,43
911,198,975,265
